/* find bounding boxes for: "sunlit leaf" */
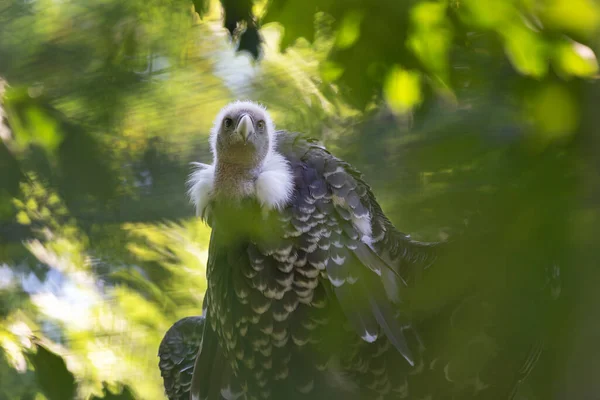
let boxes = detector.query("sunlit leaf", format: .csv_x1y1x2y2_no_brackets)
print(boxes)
529,83,579,142
320,61,344,82
461,0,515,29
3,90,64,154
26,198,37,211
553,40,599,78
539,0,600,38
384,66,422,114
502,23,549,78
16,211,31,225
47,194,60,206
11,199,24,209
335,10,364,49
24,107,62,152
407,1,453,83
262,0,321,50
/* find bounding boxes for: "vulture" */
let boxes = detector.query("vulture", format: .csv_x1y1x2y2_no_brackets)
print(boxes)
158,101,551,400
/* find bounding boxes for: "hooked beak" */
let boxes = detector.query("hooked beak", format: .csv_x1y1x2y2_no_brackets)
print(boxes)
235,114,254,143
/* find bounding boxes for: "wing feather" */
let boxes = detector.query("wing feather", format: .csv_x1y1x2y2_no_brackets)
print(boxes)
158,316,205,400
275,132,438,367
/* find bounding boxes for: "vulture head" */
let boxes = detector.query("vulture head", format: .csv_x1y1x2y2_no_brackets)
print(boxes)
210,100,276,169
189,101,293,217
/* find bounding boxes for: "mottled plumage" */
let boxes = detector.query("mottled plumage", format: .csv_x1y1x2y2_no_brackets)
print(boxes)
158,101,547,400
158,316,205,400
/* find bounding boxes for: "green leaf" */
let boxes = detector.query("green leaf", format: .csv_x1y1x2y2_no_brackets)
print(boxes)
262,0,322,50
461,0,514,29
26,198,37,211
553,40,599,78
16,211,31,225
335,10,364,49
3,87,65,154
407,1,453,79
530,83,579,142
383,65,422,114
502,23,549,78
540,0,600,39
320,61,344,82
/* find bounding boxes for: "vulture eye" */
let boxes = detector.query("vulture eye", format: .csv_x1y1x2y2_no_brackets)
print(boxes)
223,118,233,128
257,120,265,130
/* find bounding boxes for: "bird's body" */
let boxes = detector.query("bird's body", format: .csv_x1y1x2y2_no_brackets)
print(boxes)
158,101,550,400
192,130,441,400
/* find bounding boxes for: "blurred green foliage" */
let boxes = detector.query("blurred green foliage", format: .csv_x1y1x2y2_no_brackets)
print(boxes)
0,0,599,398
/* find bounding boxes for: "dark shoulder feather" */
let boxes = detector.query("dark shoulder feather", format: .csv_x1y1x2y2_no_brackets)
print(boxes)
273,131,444,366
274,130,443,285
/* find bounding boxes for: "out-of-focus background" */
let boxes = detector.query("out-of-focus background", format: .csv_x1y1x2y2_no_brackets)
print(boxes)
0,0,599,398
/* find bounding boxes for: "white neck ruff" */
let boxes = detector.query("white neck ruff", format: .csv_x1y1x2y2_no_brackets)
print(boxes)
187,150,294,220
